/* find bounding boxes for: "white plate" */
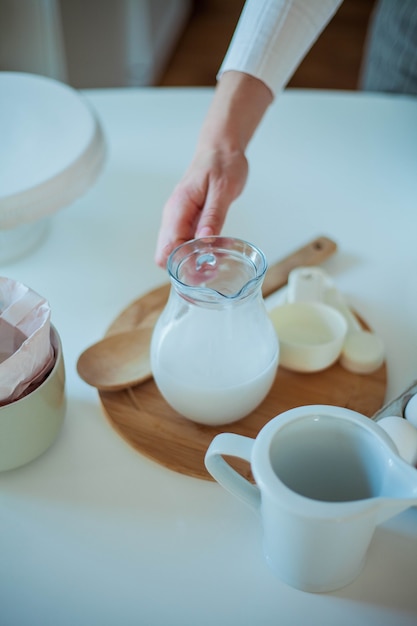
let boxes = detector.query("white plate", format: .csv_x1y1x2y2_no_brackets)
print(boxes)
0,72,106,229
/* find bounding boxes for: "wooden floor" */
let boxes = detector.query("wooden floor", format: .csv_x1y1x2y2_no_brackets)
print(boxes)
159,0,377,90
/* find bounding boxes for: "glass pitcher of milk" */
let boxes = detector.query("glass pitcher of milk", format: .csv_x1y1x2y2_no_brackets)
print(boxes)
151,237,279,425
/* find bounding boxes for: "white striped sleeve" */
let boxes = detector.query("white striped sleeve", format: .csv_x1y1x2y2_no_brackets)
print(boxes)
218,0,344,96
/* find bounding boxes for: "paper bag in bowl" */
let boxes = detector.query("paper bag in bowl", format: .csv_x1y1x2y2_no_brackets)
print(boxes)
0,277,54,405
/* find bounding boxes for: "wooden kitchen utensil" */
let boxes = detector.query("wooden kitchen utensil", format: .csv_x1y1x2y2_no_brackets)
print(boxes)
77,327,153,391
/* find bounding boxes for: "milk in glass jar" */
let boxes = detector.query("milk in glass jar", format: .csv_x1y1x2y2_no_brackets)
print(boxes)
150,237,279,425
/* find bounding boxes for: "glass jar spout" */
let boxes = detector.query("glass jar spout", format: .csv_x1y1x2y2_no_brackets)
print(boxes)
167,236,268,305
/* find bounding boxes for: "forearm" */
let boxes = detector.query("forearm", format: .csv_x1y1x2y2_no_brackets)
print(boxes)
197,70,273,155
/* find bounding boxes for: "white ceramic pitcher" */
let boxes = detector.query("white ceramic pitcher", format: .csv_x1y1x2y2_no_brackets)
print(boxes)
205,405,417,593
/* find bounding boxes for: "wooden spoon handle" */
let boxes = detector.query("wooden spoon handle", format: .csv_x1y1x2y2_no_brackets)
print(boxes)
261,235,337,298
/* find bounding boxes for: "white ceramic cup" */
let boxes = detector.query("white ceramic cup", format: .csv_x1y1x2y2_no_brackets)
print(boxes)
0,325,66,471
205,405,417,592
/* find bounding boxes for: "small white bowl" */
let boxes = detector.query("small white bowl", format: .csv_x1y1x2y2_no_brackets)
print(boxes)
0,326,66,471
269,302,347,372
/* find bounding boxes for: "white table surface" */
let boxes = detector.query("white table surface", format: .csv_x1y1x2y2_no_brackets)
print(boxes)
1,88,417,626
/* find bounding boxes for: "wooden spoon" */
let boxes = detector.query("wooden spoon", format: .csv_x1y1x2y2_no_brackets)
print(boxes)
77,327,153,391
77,235,337,391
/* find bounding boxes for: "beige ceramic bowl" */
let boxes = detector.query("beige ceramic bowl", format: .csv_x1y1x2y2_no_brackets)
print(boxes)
269,302,347,373
0,325,66,471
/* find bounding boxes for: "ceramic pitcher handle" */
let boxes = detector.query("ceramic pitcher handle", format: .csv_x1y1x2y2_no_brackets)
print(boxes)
204,433,261,511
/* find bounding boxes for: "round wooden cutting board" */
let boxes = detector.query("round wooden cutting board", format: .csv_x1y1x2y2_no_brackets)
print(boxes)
98,289,387,482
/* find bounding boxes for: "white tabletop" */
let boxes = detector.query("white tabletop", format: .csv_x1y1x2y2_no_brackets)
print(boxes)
1,88,417,626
